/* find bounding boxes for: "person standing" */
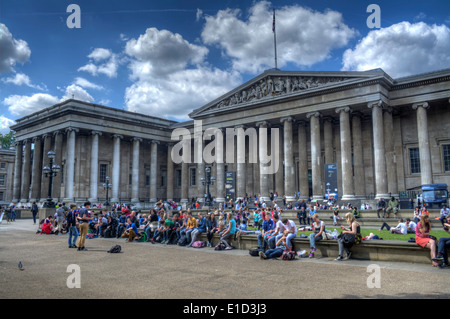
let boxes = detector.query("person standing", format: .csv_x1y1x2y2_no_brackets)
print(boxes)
67,204,78,248
76,201,92,251
31,201,39,225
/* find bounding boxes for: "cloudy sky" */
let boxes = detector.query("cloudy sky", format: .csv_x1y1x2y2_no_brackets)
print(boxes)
1,0,449,134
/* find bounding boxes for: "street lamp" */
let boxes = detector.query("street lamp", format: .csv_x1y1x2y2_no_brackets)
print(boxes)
103,176,112,206
42,150,60,208
200,167,215,207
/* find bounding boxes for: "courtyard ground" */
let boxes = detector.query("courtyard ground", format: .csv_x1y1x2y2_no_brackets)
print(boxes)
0,220,449,305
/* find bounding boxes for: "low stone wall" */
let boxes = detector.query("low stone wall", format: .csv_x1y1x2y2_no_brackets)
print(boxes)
199,233,433,264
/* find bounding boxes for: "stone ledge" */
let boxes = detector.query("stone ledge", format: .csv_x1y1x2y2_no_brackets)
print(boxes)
199,233,433,264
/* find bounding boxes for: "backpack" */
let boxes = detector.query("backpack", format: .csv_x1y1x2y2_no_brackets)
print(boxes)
107,245,122,253
281,250,296,261
66,211,76,225
192,241,206,248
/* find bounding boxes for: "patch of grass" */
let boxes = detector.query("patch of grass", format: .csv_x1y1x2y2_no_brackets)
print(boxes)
297,228,449,241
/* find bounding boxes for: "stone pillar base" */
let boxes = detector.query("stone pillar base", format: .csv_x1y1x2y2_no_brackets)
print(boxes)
341,195,356,201
39,207,56,224
375,194,390,200
285,196,296,203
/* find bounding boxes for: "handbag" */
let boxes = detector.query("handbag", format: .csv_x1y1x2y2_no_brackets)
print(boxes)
339,233,355,248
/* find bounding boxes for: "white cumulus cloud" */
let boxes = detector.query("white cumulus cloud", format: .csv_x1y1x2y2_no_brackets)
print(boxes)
125,27,209,78
78,48,119,78
0,23,31,73
0,115,16,135
3,93,59,117
201,1,356,74
342,22,450,78
124,27,240,120
2,72,46,90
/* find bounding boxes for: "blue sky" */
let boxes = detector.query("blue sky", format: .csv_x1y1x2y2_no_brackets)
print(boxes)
1,0,449,133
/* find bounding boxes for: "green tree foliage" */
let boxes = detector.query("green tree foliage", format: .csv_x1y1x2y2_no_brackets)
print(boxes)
0,130,16,149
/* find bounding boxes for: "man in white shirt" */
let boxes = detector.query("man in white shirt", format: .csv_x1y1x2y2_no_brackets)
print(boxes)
266,213,283,250
275,218,297,251
380,218,407,235
406,218,417,234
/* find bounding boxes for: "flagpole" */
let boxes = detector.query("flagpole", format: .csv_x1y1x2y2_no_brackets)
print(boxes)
273,8,278,70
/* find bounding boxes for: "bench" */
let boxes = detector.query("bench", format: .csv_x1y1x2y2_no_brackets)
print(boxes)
198,232,433,264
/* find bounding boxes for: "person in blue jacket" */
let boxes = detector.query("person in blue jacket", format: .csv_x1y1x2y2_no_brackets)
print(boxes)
121,217,139,242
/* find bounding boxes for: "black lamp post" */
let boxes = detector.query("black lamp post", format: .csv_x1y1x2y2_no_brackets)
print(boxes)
42,150,60,208
201,167,215,207
103,176,112,206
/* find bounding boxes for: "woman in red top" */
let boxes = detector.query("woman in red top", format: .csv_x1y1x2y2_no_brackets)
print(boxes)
415,214,439,267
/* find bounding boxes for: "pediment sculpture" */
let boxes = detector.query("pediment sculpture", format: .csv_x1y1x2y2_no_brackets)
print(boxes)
214,76,349,109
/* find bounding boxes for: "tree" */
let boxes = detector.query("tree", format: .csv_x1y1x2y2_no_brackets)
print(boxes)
0,130,16,149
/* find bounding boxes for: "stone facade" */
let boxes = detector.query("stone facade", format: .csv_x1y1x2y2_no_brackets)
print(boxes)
8,68,450,206
0,147,15,206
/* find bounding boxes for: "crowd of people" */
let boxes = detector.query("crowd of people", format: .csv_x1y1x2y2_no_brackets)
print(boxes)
7,196,449,268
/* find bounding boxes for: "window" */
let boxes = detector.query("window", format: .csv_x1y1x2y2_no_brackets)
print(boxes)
0,192,3,201
145,167,150,186
176,169,182,187
0,175,5,186
161,169,167,187
99,164,108,183
443,144,450,172
190,168,196,186
409,148,421,174
0,162,5,169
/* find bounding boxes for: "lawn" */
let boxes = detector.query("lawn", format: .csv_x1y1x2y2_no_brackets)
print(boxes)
296,228,449,241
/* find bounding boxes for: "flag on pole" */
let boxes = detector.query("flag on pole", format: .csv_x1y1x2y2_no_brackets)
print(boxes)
272,9,276,32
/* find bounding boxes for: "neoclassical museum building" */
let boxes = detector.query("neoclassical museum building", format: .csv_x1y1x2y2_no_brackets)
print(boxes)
6,68,450,207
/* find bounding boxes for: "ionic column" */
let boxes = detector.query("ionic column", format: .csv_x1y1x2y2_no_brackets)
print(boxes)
323,117,334,165
181,162,189,204
352,113,366,199
40,134,52,200
110,134,123,203
64,128,78,202
257,121,270,202
235,125,246,200
384,108,398,196
53,131,63,200
368,101,389,199
274,125,284,199
130,137,142,204
306,112,322,201
196,134,205,203
166,143,174,202
12,141,23,203
297,121,309,200
20,139,31,203
336,106,354,200
149,140,159,203
89,131,102,203
30,136,43,202
281,116,295,202
215,129,225,203
412,102,433,185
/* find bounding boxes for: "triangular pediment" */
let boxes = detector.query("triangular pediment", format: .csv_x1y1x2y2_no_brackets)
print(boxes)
189,69,392,118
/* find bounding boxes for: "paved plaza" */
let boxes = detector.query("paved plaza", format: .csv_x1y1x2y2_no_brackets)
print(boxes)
1,219,449,301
